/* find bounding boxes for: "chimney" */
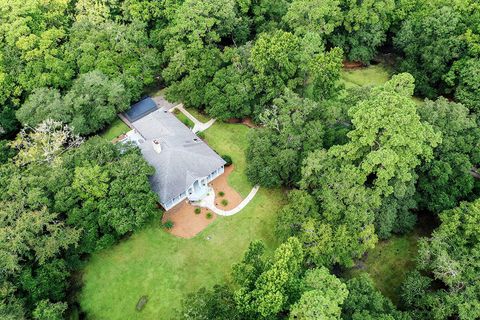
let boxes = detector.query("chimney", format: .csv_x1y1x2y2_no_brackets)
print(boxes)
152,139,162,153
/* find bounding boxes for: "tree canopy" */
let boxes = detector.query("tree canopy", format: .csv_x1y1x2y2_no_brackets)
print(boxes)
402,199,480,319
2,0,480,318
0,121,158,317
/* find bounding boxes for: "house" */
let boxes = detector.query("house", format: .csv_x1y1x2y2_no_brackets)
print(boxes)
122,97,226,210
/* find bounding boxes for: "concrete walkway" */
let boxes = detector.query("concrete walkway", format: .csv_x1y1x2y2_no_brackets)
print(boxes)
196,185,260,216
169,104,216,133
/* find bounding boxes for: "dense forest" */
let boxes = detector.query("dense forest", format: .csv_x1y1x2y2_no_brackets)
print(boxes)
1,0,480,319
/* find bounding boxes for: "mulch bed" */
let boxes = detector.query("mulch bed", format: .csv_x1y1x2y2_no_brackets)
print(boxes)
162,202,216,239
209,165,243,210
162,165,243,238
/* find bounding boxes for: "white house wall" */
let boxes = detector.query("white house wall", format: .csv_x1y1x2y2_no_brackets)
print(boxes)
160,165,225,211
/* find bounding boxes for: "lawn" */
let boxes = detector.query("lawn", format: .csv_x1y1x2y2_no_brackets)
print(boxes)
204,122,252,197
80,122,284,319
173,109,194,129
346,231,420,305
340,64,392,88
100,118,130,141
185,107,211,123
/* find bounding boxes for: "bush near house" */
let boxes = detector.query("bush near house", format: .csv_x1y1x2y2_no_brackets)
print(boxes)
206,212,213,219
222,155,232,166
164,220,174,229
218,191,225,197
194,207,201,214
221,199,229,207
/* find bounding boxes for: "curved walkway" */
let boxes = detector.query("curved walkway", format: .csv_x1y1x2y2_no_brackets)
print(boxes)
196,185,260,216
169,104,216,133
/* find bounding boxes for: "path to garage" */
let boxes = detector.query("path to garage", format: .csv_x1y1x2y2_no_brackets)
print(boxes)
168,103,216,133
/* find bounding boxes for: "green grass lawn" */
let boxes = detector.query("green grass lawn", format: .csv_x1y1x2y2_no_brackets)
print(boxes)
100,118,130,141
173,110,195,129
346,231,420,305
80,122,284,319
204,122,252,197
186,107,211,123
340,64,392,88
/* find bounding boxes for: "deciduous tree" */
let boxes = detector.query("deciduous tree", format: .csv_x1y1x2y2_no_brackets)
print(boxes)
416,98,480,213
234,237,304,318
289,267,348,319
246,90,324,187
17,71,128,135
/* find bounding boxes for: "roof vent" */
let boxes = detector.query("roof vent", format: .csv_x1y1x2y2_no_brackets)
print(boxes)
152,139,162,154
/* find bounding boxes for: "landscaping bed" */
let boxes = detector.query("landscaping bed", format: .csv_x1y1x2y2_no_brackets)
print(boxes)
210,165,243,211
162,202,216,238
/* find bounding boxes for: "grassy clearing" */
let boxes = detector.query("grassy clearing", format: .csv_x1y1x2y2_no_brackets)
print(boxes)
346,231,420,304
340,64,426,107
80,122,284,319
100,118,130,141
340,64,392,88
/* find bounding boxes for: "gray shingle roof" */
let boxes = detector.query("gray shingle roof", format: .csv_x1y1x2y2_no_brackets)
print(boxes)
129,103,225,204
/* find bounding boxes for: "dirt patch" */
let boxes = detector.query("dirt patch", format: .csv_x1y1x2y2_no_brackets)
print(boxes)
209,165,243,210
162,201,216,239
241,118,257,128
343,60,365,69
111,134,127,144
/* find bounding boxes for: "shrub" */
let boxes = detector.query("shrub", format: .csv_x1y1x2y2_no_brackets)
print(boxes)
196,131,205,139
218,191,225,197
164,220,174,229
222,155,232,166
221,199,228,207
206,212,213,219
194,207,201,214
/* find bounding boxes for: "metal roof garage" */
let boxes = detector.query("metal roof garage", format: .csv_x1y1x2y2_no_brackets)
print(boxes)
124,97,158,122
